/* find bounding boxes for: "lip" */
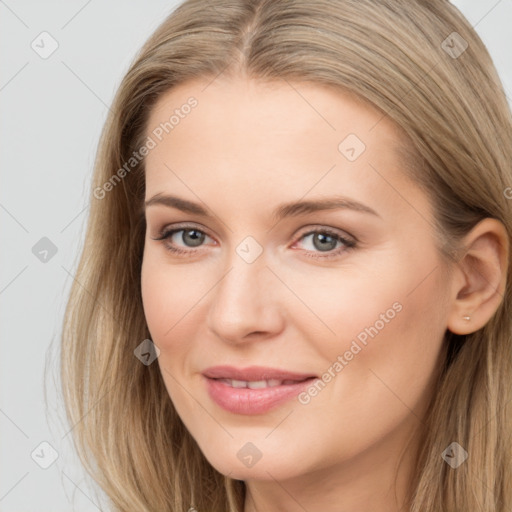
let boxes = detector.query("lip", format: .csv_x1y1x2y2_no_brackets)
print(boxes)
202,365,318,415
202,365,316,382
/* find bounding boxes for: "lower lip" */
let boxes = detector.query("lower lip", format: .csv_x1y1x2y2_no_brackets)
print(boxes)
204,376,317,415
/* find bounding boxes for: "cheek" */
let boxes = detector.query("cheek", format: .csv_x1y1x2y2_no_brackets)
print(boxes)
141,254,192,405
369,270,448,400
355,272,446,413
297,241,448,364
297,250,448,418
140,250,219,387
141,248,207,343
287,268,447,469
140,253,204,417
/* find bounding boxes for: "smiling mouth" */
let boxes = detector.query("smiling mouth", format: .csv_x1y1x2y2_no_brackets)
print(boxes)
202,364,317,382
214,377,314,389
203,371,318,415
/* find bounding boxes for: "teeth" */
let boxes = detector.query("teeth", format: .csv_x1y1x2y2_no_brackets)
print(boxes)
247,380,267,389
219,378,292,388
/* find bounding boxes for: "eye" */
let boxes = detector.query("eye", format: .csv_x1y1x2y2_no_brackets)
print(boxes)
152,224,356,259
292,227,356,259
152,224,215,255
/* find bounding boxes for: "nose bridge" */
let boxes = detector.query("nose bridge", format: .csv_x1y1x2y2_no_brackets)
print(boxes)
206,238,283,342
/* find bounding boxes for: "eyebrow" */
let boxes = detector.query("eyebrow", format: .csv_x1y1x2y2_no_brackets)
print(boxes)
144,193,381,221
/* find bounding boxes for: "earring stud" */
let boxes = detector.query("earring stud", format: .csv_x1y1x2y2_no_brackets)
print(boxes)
462,315,471,321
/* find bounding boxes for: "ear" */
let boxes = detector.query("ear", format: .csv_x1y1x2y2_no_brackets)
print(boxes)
447,218,509,335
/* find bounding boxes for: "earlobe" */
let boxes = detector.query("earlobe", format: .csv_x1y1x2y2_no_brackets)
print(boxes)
446,218,509,335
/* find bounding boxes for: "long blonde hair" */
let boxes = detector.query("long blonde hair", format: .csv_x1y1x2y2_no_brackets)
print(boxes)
61,1,512,510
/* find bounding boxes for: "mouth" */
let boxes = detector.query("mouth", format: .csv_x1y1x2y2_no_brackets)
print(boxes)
202,366,318,415
214,377,313,388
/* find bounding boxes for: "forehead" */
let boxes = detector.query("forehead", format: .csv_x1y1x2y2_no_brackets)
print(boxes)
145,76,407,173
142,76,428,225
146,75,403,145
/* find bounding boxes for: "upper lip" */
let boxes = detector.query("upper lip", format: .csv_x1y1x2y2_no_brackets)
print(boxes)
202,365,317,382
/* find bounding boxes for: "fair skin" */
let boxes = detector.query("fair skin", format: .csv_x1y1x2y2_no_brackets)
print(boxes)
140,75,508,512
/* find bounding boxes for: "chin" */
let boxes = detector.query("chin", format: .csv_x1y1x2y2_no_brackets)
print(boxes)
200,446,306,482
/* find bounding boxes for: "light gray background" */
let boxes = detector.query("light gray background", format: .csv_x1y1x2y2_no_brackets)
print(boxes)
1,1,511,510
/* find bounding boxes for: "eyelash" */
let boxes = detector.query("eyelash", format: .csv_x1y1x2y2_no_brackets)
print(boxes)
152,224,357,260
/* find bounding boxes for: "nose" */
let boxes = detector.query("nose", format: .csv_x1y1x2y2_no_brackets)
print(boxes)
206,248,285,345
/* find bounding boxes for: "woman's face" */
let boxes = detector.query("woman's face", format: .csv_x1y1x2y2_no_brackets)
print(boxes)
141,76,452,483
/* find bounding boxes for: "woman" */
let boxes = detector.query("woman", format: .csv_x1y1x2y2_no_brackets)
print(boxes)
61,0,512,510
